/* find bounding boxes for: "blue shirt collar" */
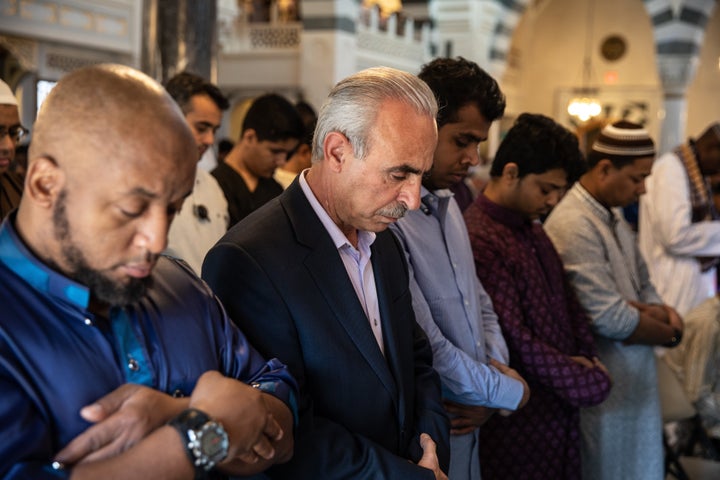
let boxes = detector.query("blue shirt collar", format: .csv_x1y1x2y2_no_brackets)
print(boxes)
0,214,90,309
420,186,454,219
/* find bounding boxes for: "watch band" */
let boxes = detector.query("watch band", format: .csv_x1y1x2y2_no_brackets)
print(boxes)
170,408,229,479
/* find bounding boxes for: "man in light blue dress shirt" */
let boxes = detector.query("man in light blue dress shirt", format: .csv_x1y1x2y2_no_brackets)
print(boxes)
391,57,530,480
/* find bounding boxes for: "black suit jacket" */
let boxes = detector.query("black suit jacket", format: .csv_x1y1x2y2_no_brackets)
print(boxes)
203,178,449,479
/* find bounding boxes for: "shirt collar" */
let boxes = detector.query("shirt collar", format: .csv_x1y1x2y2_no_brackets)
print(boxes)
421,186,454,223
572,182,616,227
0,214,90,309
477,192,531,229
298,170,376,251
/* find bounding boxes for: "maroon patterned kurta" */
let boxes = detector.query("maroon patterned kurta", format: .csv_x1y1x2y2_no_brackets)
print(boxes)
464,194,611,480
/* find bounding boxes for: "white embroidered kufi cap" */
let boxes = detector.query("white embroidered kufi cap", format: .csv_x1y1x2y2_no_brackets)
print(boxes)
592,121,655,158
0,78,18,106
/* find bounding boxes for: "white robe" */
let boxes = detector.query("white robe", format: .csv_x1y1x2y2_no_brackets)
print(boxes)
638,150,720,315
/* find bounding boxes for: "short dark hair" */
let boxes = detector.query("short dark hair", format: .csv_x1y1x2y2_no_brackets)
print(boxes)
242,93,305,142
295,101,317,148
295,100,317,130
218,138,235,155
491,113,585,183
418,56,506,127
165,71,229,113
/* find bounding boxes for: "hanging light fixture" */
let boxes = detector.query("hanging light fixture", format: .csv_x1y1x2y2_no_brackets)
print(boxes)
567,0,601,122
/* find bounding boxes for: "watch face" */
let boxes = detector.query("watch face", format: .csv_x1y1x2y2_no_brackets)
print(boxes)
198,422,229,462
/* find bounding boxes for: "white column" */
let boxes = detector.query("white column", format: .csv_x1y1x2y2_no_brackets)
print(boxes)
656,54,698,153
299,0,358,110
644,0,716,152
660,95,687,154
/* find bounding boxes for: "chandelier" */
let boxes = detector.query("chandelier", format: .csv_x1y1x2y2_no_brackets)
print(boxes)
568,93,601,122
567,0,601,122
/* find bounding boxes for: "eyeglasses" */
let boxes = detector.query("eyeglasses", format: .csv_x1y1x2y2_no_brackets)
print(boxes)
0,125,29,143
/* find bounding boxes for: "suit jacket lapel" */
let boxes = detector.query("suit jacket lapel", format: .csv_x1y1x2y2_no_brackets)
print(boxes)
371,235,406,422
280,180,398,402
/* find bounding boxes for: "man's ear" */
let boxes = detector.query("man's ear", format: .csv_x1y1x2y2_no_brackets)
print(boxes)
598,158,613,178
242,128,257,144
323,132,350,173
25,156,64,209
502,162,519,183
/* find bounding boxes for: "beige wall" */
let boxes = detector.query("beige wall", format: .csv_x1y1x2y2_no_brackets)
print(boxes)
687,3,720,138
503,0,718,143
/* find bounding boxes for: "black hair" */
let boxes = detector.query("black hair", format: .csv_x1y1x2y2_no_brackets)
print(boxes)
242,93,305,142
418,56,505,127
218,138,235,155
491,113,585,183
165,71,229,113
295,100,318,130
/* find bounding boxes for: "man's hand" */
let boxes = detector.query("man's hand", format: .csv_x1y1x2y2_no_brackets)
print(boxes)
592,356,610,378
663,304,684,335
55,384,188,465
443,401,494,434
490,358,530,410
627,301,684,346
417,433,448,480
629,301,683,333
570,356,594,368
569,356,612,385
630,301,667,323
188,371,290,473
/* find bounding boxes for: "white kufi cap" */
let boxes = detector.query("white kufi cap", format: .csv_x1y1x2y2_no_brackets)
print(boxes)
0,79,18,106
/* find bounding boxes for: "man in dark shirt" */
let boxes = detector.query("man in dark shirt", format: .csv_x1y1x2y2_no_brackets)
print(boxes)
212,93,304,227
0,78,27,219
463,113,611,480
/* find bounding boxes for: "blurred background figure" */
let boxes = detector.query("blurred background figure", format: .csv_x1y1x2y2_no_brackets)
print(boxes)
639,122,720,316
11,144,28,179
273,119,314,189
218,138,235,163
212,93,304,226
0,78,27,219
164,71,230,274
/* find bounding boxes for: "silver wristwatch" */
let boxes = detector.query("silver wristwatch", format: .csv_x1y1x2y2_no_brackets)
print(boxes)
170,408,229,478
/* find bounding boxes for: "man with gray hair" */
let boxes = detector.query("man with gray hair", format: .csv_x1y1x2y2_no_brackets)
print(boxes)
0,78,28,218
203,67,450,479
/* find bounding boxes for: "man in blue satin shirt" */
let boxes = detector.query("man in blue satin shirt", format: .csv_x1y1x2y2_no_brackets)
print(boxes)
0,64,297,479
390,57,530,480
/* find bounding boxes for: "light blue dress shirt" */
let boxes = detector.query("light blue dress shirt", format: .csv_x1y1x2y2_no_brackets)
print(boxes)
392,188,523,407
391,188,524,480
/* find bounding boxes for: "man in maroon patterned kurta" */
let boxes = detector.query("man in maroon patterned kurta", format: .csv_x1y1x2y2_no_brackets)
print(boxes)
464,114,612,480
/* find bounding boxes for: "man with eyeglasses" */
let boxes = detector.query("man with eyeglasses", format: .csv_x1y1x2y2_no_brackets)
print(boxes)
0,78,28,218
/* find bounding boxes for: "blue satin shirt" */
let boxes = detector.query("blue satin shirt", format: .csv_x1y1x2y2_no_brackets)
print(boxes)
0,216,297,478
